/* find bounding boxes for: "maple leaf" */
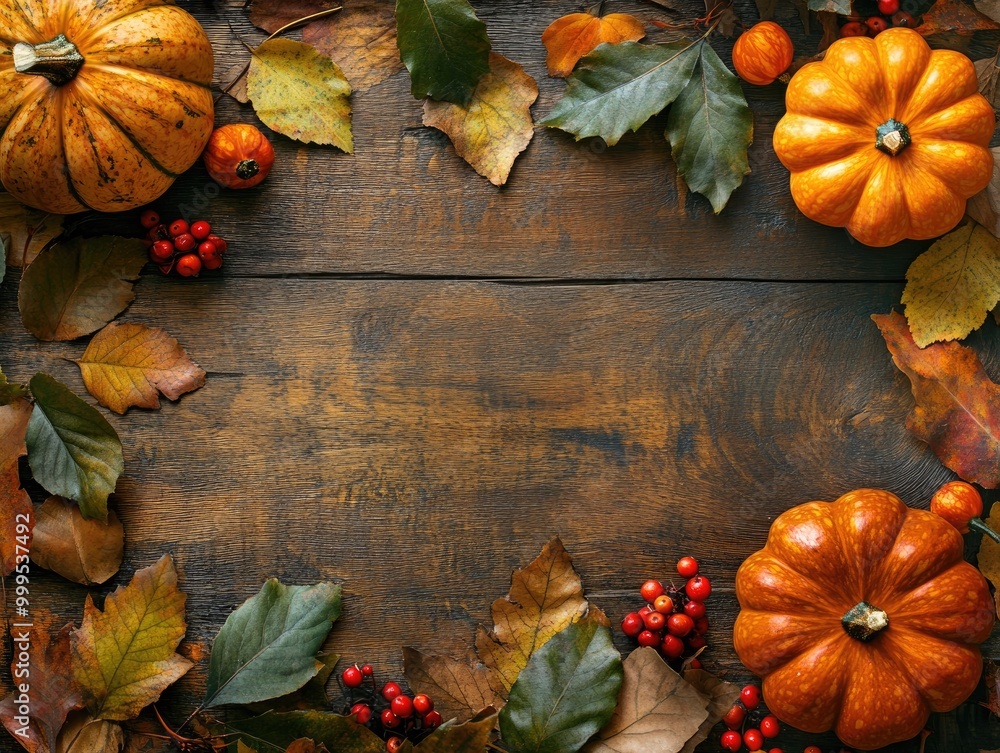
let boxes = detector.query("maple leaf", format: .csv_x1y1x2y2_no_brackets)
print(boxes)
0,193,63,268
247,39,353,152
901,223,1000,347
54,712,124,753
395,0,491,105
72,555,193,721
582,648,708,753
17,236,147,342
403,648,506,723
542,12,646,78
75,323,206,415
422,53,538,187
968,147,1000,238
0,621,84,753
30,496,123,586
677,669,740,753
0,396,32,575
475,537,591,690
873,311,1000,487
302,1,404,92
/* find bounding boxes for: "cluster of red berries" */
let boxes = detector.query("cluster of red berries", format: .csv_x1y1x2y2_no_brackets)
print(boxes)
719,684,786,752
839,0,918,37
340,664,442,752
620,557,712,663
140,209,229,277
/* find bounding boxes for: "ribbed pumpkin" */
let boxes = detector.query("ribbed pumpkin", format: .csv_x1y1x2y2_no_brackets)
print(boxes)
734,489,995,750
773,28,994,247
0,0,215,214
732,22,794,86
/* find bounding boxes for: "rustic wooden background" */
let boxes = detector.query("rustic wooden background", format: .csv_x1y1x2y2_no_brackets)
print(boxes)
3,0,1000,750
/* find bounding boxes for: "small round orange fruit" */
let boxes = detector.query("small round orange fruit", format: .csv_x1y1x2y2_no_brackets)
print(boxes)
203,123,275,189
732,21,795,86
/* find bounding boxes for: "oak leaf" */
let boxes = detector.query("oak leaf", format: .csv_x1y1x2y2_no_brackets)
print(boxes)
30,496,123,586
476,537,591,690
72,555,193,721
873,311,1000,487
0,396,32,575
0,194,63,268
247,39,353,152
677,669,740,753
54,713,124,753
403,648,506,723
422,53,538,186
76,323,206,415
582,648,708,753
0,622,84,753
901,223,1000,346
542,13,646,78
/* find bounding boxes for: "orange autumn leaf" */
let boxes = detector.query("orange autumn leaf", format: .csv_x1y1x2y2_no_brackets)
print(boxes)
542,12,646,78
873,310,1000,487
1,397,33,576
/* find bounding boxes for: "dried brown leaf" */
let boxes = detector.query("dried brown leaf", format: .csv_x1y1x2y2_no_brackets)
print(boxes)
54,713,123,753
0,194,63,268
248,0,339,34
977,501,1000,615
302,1,403,91
917,0,1000,40
968,147,1000,238
403,648,506,723
30,496,123,586
677,669,740,753
1,397,33,576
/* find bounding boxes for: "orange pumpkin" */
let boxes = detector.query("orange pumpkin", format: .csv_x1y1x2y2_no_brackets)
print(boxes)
203,124,275,189
773,28,994,247
734,488,995,751
732,22,794,86
0,0,215,214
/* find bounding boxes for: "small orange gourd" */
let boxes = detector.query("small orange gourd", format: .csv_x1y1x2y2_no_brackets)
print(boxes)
734,488,995,750
732,22,794,86
774,28,994,247
203,124,275,189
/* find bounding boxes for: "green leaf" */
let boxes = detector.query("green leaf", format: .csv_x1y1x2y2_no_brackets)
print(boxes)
25,373,123,522
539,41,700,146
17,236,147,342
665,41,752,213
499,619,623,753
395,0,491,104
410,711,498,752
0,367,28,406
225,711,384,753
247,651,340,713
808,0,851,13
204,579,342,708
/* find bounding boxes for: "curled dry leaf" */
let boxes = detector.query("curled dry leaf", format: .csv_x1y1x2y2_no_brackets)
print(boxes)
30,496,123,586
76,322,206,415
422,53,538,187
247,39,353,152
0,396,32,575
72,555,193,721
54,712,124,753
403,647,506,723
968,147,1000,238
873,311,1000,488
677,669,740,753
404,712,498,752
542,13,646,78
0,193,63,268
475,536,591,690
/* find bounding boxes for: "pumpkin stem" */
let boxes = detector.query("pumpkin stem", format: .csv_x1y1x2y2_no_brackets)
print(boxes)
236,159,261,180
842,601,889,641
875,119,911,156
13,34,84,86
969,517,1000,544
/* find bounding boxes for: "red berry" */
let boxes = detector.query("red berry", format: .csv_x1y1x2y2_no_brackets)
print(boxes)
174,233,196,252
149,240,174,263
148,224,170,241
803,748,822,753
208,234,228,253
422,711,443,728
140,209,160,229
653,595,674,614
720,730,742,752
686,576,712,602
740,685,761,710
637,630,660,647
695,617,710,634
191,220,212,240
637,605,653,618
168,219,189,237
643,611,666,631
684,600,706,619
767,749,783,753
342,666,364,688
743,730,763,752
878,0,900,12
413,693,434,715
640,580,664,602
891,10,917,26
386,737,404,753
621,612,644,637
759,715,780,738
722,704,745,730
198,240,219,261
840,20,867,36
667,613,695,637
381,682,402,701
350,702,372,725
688,658,702,669
865,15,888,34
361,664,374,677
202,253,224,271
677,556,699,578
391,695,414,718
661,634,685,659
380,709,401,729
176,254,202,277
687,634,707,650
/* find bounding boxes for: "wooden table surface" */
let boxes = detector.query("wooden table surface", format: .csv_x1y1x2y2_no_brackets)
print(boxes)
3,1,1000,750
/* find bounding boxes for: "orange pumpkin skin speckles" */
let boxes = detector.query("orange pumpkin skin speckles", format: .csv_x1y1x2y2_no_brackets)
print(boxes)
0,0,215,214
732,22,794,86
734,488,994,751
773,28,994,247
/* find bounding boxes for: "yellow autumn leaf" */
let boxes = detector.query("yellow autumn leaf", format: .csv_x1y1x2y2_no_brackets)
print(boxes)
542,12,646,78
75,322,206,415
72,555,193,721
901,222,1000,347
247,38,353,153
422,53,538,187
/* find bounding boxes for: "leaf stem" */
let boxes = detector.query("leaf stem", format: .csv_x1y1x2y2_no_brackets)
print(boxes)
970,517,1000,544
